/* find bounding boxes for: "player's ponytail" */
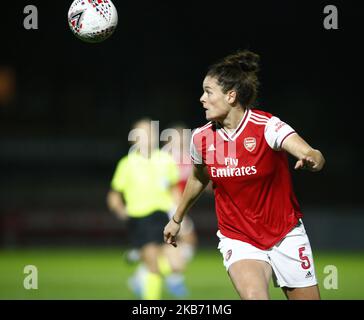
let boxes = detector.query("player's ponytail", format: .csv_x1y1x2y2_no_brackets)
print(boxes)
207,49,260,108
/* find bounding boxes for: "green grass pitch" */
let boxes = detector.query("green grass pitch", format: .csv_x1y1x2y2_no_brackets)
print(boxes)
0,248,363,299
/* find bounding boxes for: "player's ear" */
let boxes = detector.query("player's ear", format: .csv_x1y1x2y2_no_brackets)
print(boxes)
226,90,237,104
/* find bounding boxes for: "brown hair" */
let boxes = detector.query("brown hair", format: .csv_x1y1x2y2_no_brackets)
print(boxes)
207,49,260,107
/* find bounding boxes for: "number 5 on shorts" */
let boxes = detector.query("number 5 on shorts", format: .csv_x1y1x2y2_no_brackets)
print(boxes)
298,247,311,270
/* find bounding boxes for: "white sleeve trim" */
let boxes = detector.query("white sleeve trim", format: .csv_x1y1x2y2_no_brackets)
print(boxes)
190,134,203,164
264,116,295,150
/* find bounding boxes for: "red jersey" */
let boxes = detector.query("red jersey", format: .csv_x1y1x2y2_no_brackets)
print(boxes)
190,109,302,250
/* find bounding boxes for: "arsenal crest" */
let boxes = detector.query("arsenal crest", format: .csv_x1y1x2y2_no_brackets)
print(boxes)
244,137,256,152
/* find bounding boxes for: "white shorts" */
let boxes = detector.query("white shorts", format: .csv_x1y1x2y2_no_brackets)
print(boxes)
217,220,318,288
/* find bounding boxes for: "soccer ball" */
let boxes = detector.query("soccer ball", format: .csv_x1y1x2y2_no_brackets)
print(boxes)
68,0,118,43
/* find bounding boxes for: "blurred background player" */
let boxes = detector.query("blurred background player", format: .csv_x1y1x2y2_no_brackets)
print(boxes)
106,118,195,299
106,118,179,299
162,123,198,296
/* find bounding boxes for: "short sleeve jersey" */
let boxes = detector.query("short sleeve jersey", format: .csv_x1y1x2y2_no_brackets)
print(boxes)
190,109,302,250
111,150,179,217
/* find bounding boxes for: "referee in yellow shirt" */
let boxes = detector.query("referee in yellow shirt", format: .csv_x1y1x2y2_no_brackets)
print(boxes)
107,118,180,300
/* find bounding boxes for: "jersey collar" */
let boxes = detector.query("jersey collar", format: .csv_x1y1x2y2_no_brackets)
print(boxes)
216,109,251,141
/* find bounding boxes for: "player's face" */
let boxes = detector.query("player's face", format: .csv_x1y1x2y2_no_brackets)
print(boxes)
200,76,230,122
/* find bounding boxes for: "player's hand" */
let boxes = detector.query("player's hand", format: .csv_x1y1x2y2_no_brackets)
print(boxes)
294,150,325,172
163,220,181,247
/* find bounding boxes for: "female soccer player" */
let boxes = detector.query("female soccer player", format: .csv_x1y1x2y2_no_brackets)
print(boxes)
163,50,325,300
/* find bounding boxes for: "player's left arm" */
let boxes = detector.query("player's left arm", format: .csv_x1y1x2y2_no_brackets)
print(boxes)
282,133,325,172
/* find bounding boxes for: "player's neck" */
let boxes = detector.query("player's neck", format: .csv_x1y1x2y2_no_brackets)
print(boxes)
220,107,246,132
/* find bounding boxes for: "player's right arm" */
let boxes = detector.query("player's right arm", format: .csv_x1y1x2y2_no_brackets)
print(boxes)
164,163,210,247
106,190,129,221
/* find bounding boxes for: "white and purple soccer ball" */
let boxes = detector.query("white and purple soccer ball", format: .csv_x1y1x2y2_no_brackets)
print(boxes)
68,0,118,43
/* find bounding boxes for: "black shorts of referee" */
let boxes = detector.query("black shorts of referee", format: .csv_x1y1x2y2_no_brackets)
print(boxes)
127,211,170,248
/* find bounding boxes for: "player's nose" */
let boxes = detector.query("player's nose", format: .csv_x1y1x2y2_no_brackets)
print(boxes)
200,93,206,105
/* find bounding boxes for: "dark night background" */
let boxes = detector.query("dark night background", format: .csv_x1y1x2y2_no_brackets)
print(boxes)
0,0,363,248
